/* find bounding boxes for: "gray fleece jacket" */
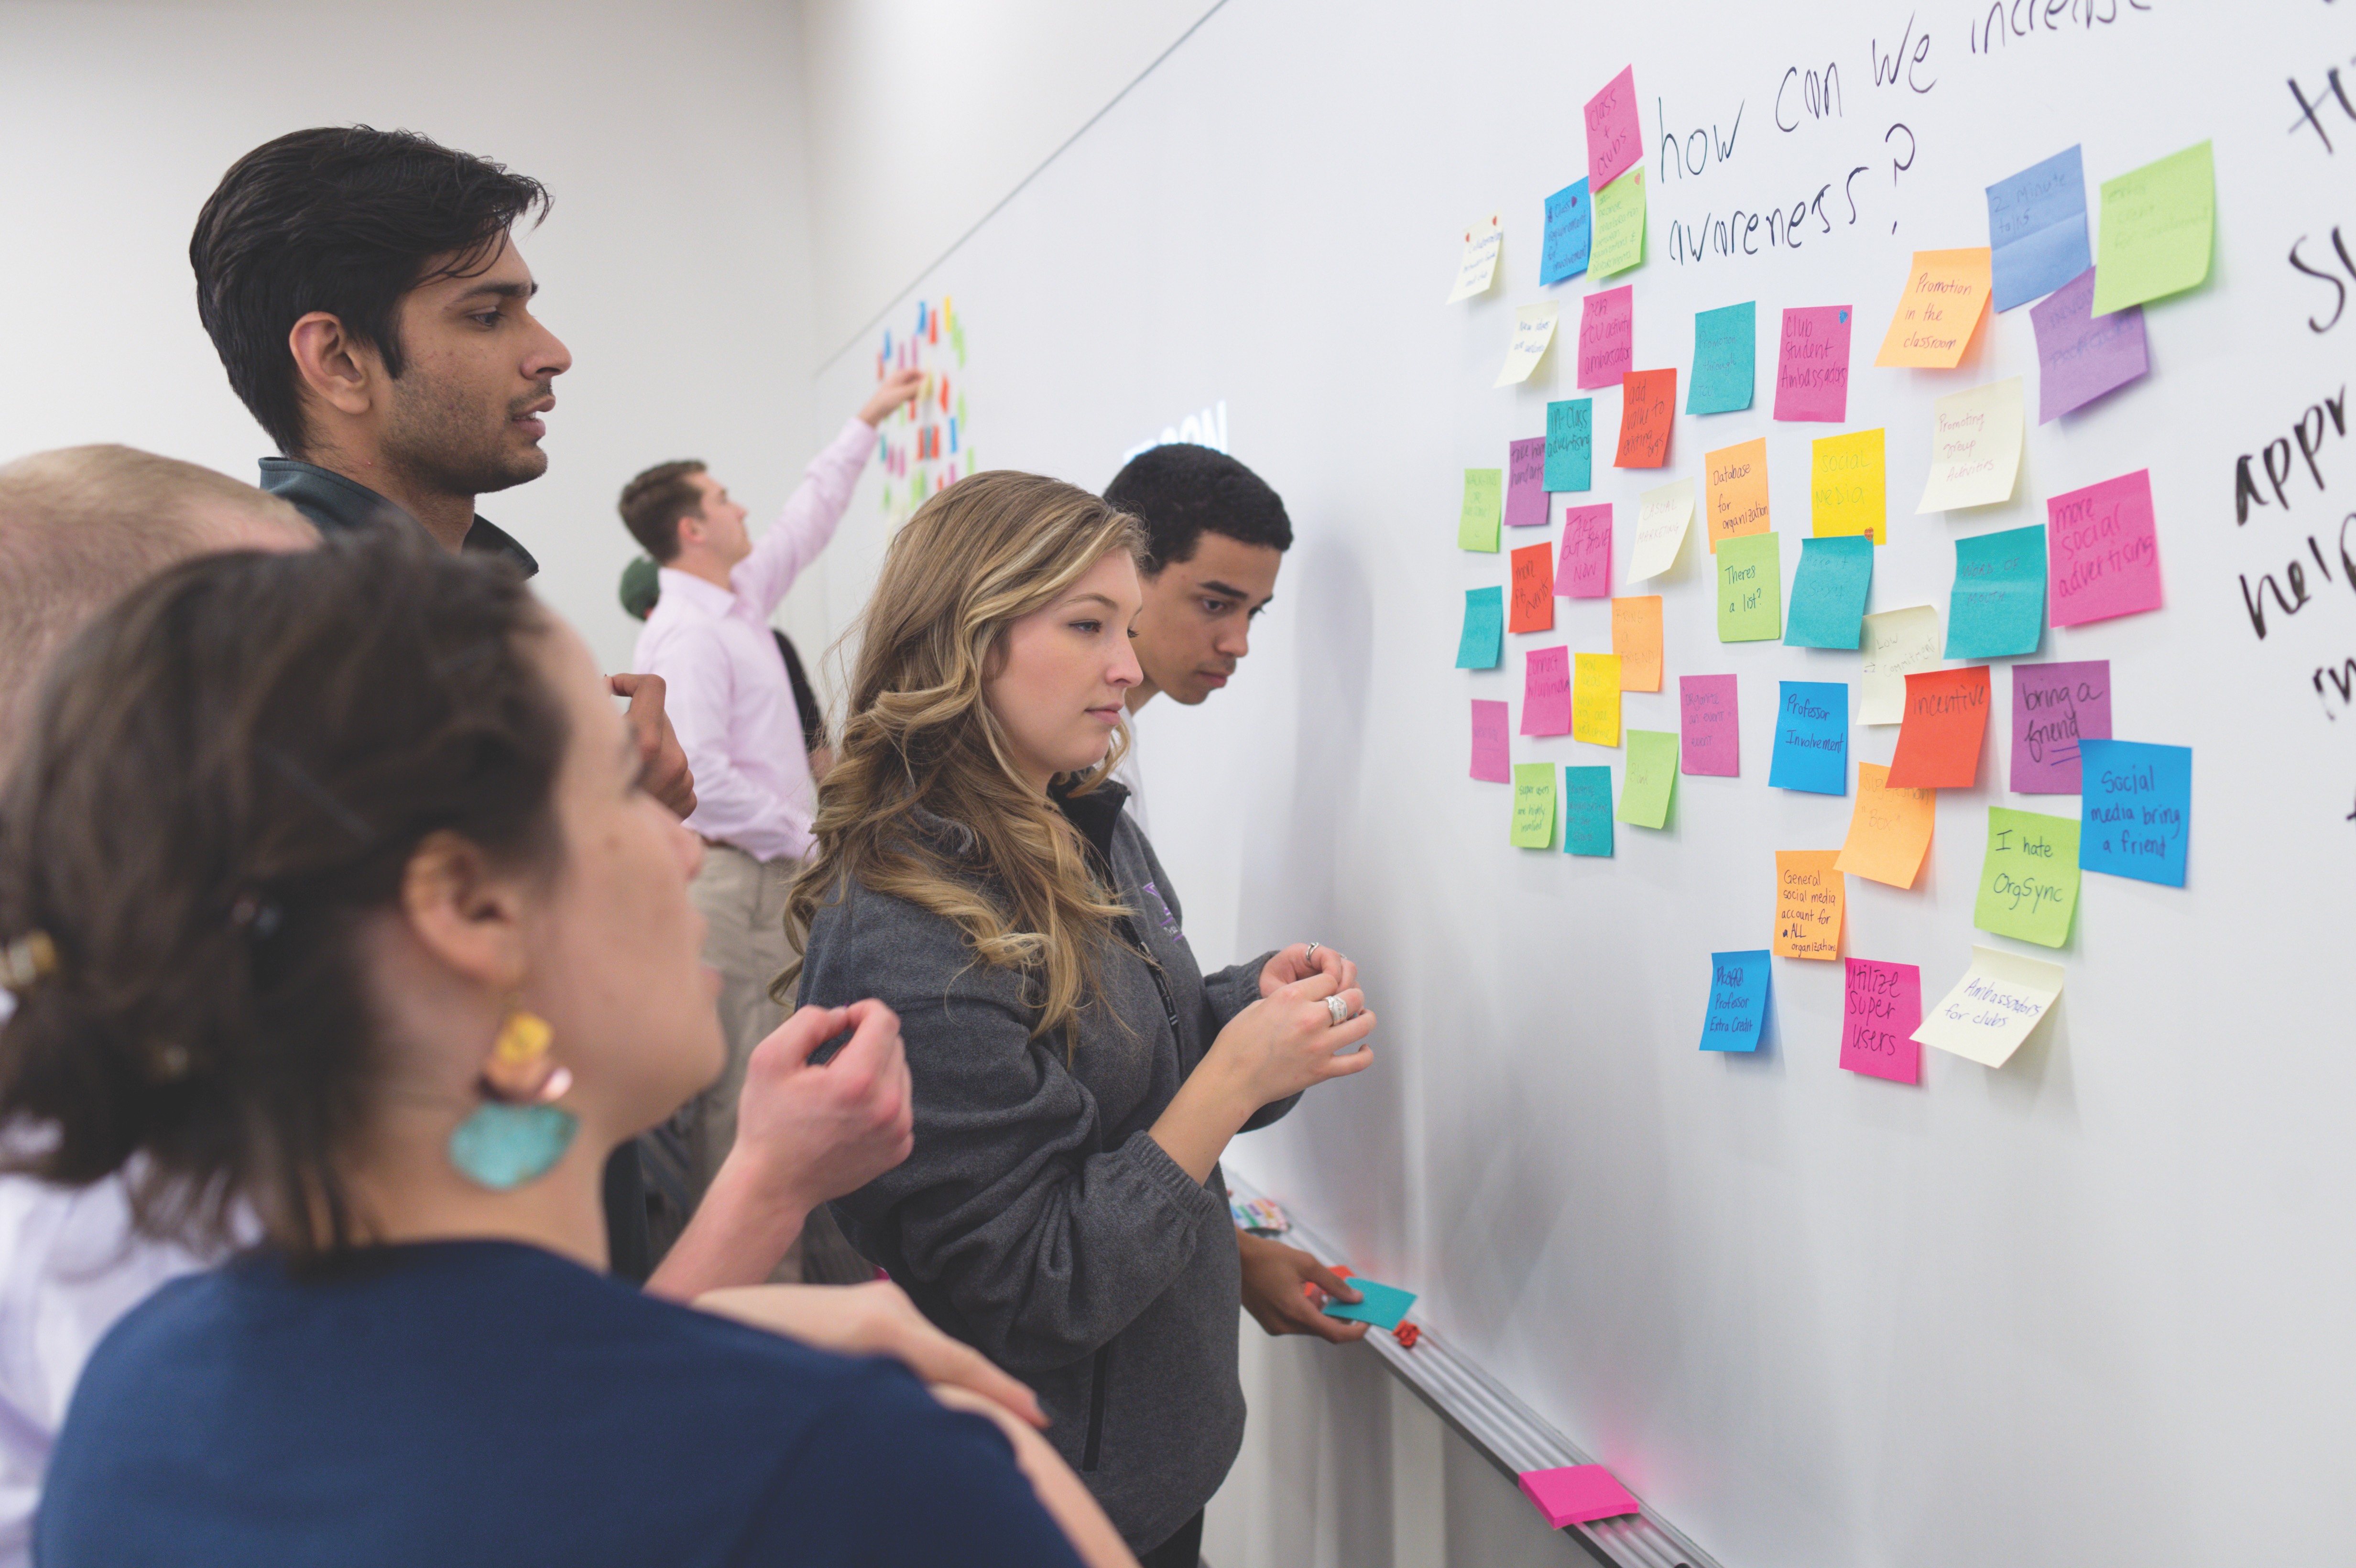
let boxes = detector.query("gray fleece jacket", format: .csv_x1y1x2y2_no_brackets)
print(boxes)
798,782,1291,1552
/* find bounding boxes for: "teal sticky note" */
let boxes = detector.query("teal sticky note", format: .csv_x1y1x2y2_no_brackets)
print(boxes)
1946,524,2047,659
1687,301,1756,414
1540,179,1593,285
1784,534,1875,649
1562,765,1614,856
1545,399,1592,492
1322,1275,1417,1330
1456,587,1504,669
1768,679,1848,795
2079,739,2190,887
1701,949,1772,1052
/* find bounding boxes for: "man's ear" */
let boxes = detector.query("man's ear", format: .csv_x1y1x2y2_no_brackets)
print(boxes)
674,511,708,552
287,311,378,426
398,829,530,992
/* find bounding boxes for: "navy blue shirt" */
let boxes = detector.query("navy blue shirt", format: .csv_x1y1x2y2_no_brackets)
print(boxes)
37,1239,1085,1568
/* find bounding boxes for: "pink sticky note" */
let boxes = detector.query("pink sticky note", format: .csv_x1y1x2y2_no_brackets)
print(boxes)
1840,958,1922,1084
2047,469,2161,626
1471,699,1511,782
1679,674,1739,776
1518,1464,1641,1529
1773,305,1852,422
1584,67,1641,192
1578,286,1635,390
1559,504,1613,599
1505,438,1549,527
1521,647,1571,735
2009,659,2112,794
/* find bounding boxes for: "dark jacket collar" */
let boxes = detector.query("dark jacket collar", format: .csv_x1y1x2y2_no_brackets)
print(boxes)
257,457,540,578
1050,778,1131,875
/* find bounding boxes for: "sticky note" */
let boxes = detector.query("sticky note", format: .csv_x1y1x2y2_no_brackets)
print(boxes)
1701,949,1771,1052
1914,945,2065,1067
1841,958,1923,1084
1875,248,1993,368
1946,524,2047,658
1447,212,1503,304
1915,379,2025,513
1773,850,1844,960
1540,179,1593,285
1545,400,1593,491
2010,660,2112,794
1614,369,1676,468
1505,438,1549,527
1769,679,1847,795
1704,437,1770,552
1469,699,1510,782
1611,596,1662,690
1836,762,1935,889
1560,504,1613,598
1459,469,1502,552
1986,145,2092,311
1811,428,1886,544
1577,286,1634,389
2047,469,2161,627
1618,730,1678,828
1511,763,1557,848
1509,543,1555,632
1859,605,1942,724
1321,1275,1416,1329
1886,667,1989,788
1572,653,1622,746
1774,305,1852,422
1590,166,1647,280
1716,531,1781,643
1974,807,2080,948
1521,647,1571,735
2079,739,2190,887
1627,479,1693,582
2030,267,2149,422
1784,534,1873,650
1584,66,1642,191
1494,303,1561,387
2092,141,2214,315
1679,674,1738,776
1518,1466,1641,1529
1563,765,1614,856
1455,587,1504,669
1688,301,1756,414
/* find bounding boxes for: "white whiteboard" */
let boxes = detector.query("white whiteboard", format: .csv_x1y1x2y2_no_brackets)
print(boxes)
805,5,2356,1564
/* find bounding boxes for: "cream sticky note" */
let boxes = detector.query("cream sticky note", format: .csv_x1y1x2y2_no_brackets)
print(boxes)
1611,596,1663,691
2091,141,2214,315
1875,249,1993,368
1915,378,2024,513
1590,167,1647,280
1858,604,1942,723
1836,762,1936,889
1447,212,1504,304
1705,437,1771,552
1812,429,1886,544
1573,653,1623,746
1628,479,1694,582
1914,945,2065,1067
1974,807,2080,948
1495,304,1561,387
1773,849,1844,960
1511,763,1557,848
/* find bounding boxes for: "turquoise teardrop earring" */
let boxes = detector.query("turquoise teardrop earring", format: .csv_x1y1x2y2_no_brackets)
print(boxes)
447,1005,578,1191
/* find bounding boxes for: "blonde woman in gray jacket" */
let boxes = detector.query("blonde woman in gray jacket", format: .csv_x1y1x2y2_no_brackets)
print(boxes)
788,471,1377,1565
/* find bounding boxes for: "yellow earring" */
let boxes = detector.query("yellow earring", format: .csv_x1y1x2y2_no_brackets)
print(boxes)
479,1006,569,1105
449,1003,577,1192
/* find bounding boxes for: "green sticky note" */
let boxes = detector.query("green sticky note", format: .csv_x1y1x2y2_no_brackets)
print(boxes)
1616,730,1678,828
1589,168,1647,281
1974,806,2081,948
2091,141,2213,316
1511,763,1557,848
1459,468,1502,552
1716,530,1782,642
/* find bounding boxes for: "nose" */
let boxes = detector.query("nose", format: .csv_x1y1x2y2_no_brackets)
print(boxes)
1214,616,1251,658
1111,640,1144,689
524,313,572,380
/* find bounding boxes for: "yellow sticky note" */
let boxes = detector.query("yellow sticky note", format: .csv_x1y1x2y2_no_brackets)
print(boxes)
1773,850,1845,960
1573,653,1623,746
1874,248,1993,368
1811,429,1886,544
1511,763,1556,848
1611,597,1662,691
1705,438,1771,553
1834,762,1937,889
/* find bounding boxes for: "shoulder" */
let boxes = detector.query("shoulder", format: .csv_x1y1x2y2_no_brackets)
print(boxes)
801,868,1022,1007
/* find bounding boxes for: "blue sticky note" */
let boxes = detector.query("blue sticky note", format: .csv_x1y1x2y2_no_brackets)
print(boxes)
2079,740,2190,887
1545,399,1593,492
1768,680,1848,795
1946,524,2048,659
1987,145,2092,312
1562,765,1614,856
1540,179,1593,286
1455,587,1504,669
1701,949,1773,1053
1686,301,1756,414
1783,534,1874,649
1322,1275,1417,1330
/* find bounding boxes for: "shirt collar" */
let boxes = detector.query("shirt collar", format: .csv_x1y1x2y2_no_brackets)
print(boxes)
257,457,540,579
653,565,738,618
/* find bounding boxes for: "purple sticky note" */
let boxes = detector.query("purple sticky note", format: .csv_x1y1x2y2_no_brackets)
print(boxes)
1559,504,1613,599
1679,674,1739,776
1772,305,1852,422
1584,67,1642,192
1522,647,1571,735
1577,286,1635,390
1519,1464,1641,1529
2009,660,2112,794
1505,438,1549,527
2048,469,2162,627
1471,699,1511,782
2029,266,2149,423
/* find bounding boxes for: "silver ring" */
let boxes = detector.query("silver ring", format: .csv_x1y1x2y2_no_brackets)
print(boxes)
1304,942,1321,960
1325,995,1349,1028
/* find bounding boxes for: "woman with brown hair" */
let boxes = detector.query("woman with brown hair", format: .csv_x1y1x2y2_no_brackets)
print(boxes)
790,470,1379,1565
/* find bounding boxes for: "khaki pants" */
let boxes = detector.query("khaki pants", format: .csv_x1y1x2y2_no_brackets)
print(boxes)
684,841,798,1195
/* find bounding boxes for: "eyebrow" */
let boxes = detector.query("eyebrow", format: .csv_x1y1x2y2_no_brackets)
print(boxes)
1063,592,1122,611
1198,579,1275,610
451,279,539,305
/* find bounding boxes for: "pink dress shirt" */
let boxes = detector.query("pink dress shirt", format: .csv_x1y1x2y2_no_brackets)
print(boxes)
633,416,874,863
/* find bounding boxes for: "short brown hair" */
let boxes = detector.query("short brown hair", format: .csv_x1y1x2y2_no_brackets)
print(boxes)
617,460,707,563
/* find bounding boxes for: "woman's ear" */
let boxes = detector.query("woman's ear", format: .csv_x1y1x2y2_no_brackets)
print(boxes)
398,829,529,990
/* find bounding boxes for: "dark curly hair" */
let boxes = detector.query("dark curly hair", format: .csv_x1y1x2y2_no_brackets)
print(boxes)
1102,443,1292,575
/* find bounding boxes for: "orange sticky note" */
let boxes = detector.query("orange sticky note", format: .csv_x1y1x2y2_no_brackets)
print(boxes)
1773,850,1844,960
1884,666,1991,788
1611,596,1663,691
1835,762,1937,889
1572,653,1623,746
1613,369,1677,468
1874,248,1993,369
1705,437,1771,553
1509,542,1554,632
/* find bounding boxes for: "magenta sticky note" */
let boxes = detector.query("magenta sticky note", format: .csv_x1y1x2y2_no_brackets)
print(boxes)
2029,266,2149,423
1772,305,1852,422
1578,285,1635,390
1584,66,1641,192
1521,647,1571,735
1840,958,1921,1084
1518,1464,1641,1529
2009,659,2112,794
1505,438,1549,527
1470,700,1510,782
2047,469,2161,627
1559,504,1613,599
1679,674,1739,776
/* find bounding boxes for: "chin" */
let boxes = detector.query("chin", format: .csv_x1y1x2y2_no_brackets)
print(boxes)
473,447,550,495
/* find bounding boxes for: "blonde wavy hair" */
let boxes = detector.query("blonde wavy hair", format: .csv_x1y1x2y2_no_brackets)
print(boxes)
781,470,1148,1046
